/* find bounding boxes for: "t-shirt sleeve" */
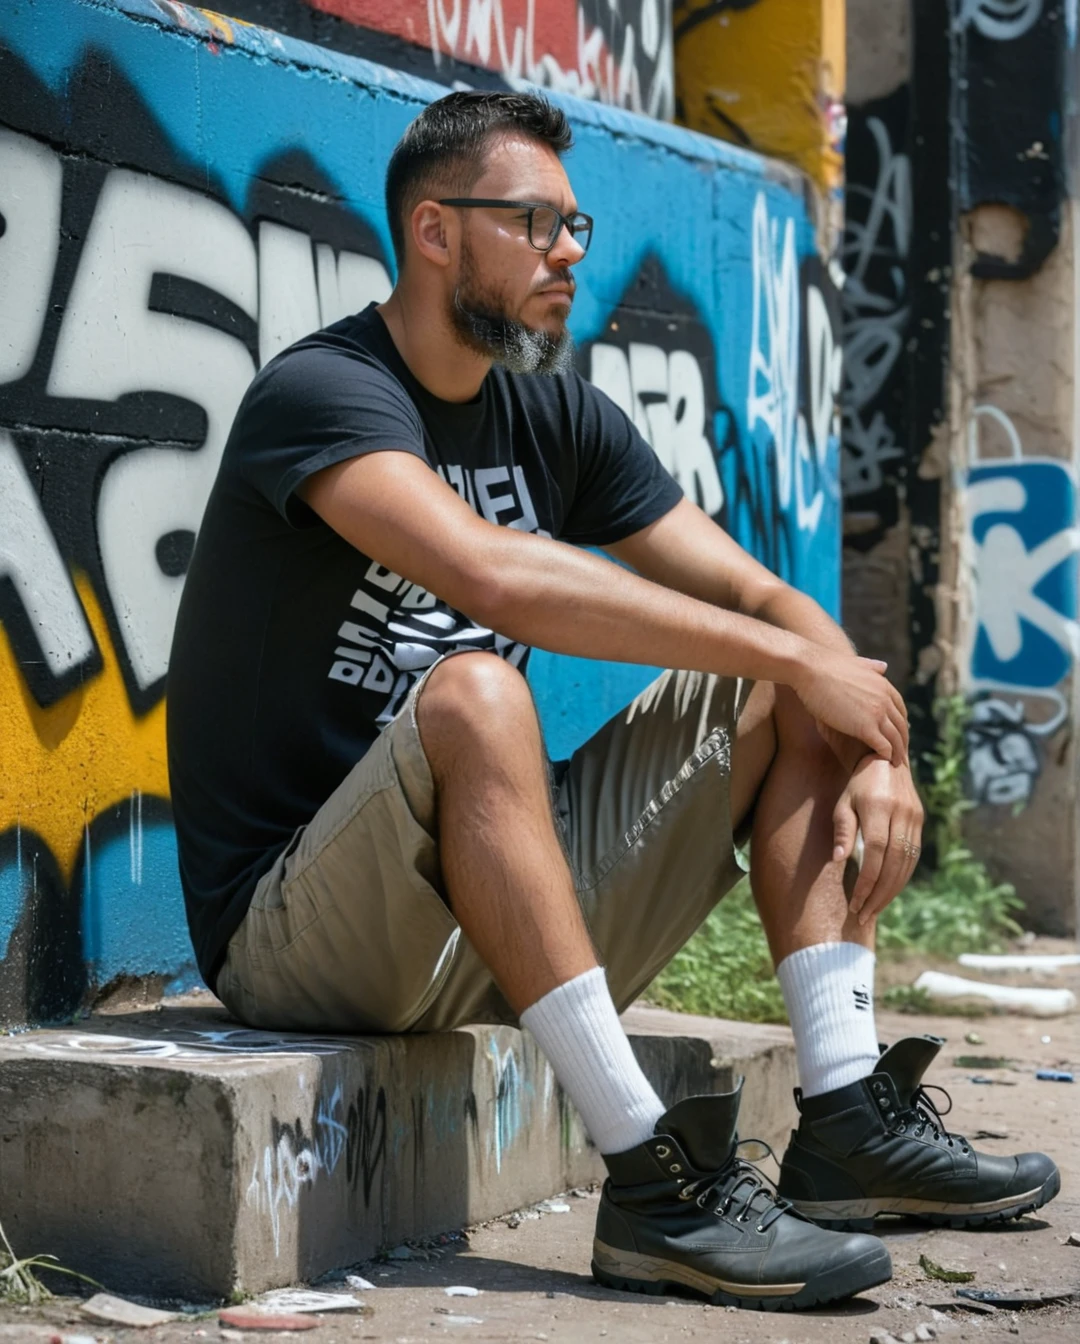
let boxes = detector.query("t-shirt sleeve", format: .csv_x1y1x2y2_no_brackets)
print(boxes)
559,374,684,545
230,344,427,526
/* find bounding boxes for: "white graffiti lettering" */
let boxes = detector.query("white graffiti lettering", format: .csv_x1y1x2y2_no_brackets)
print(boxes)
0,433,96,679
48,171,260,692
1,134,393,704
748,191,828,533
590,341,723,516
957,0,1042,41
0,130,62,384
841,116,911,497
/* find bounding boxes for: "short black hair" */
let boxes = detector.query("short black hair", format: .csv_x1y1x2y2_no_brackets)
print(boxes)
385,91,573,269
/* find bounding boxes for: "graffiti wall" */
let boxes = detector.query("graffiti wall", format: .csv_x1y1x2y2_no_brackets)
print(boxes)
0,0,838,1026
222,0,675,120
673,0,845,243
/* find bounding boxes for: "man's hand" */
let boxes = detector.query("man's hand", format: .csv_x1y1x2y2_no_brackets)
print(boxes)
790,650,910,765
832,755,925,924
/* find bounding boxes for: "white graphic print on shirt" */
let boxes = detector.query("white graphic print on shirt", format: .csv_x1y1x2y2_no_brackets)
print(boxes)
326,463,547,724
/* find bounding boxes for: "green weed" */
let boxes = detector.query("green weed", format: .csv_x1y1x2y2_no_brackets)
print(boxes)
646,879,787,1023
0,1214,102,1305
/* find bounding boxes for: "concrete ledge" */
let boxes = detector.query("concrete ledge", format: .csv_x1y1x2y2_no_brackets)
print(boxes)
0,1003,795,1301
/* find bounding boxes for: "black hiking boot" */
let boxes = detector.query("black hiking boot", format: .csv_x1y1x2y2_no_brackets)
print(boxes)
777,1035,1061,1230
592,1082,892,1311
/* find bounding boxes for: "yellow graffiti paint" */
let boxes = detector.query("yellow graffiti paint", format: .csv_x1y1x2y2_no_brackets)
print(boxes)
0,575,169,885
674,0,845,195
197,9,235,43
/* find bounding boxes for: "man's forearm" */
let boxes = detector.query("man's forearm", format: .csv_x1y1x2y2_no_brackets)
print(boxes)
749,585,855,658
479,531,817,688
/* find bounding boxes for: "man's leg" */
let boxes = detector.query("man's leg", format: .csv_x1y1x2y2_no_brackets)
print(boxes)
729,684,1060,1230
731,682,881,1097
416,651,666,1157
418,653,892,1310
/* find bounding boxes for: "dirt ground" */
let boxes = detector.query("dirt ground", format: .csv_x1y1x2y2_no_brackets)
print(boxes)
3,1002,1078,1344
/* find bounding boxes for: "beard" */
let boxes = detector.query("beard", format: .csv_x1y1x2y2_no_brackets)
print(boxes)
449,241,575,376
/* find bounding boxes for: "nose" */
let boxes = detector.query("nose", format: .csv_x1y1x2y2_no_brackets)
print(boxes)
548,221,587,267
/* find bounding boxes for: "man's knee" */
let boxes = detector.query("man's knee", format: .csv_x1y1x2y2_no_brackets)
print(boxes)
773,685,845,777
416,652,537,758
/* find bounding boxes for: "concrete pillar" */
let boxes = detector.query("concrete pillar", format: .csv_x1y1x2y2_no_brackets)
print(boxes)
935,6,1079,934
673,0,845,247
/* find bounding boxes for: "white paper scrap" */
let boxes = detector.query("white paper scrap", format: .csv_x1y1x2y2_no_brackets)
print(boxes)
255,1289,366,1314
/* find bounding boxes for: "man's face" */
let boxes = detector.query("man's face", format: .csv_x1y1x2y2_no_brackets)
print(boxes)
445,135,586,375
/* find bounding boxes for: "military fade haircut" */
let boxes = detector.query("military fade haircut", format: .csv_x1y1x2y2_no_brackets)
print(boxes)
385,90,573,269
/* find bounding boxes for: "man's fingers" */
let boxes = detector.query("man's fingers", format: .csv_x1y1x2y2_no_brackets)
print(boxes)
851,830,887,908
832,795,858,864
859,826,908,923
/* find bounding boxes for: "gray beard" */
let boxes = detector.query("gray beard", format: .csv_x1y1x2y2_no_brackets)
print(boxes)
450,287,575,376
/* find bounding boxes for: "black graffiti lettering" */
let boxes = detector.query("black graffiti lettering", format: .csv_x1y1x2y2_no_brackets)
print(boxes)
346,1084,388,1208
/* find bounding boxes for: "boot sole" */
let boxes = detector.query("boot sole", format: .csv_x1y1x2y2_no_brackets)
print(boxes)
793,1168,1061,1232
590,1238,892,1311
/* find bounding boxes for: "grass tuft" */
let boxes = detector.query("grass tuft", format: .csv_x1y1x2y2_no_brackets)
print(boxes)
0,1214,103,1305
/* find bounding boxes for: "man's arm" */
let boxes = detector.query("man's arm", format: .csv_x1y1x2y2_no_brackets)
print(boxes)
605,497,866,768
298,452,908,763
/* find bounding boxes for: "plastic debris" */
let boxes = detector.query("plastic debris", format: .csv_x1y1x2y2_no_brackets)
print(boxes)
218,1310,317,1332
1041,1034,1052,1043
915,1328,936,1342
256,1288,367,1313
538,1200,571,1213
445,1286,481,1297
958,952,1080,972
954,1055,1014,1070
49,1336,98,1344
956,1287,1076,1308
913,970,1077,1017
440,1315,484,1326
1065,1231,1080,1246
346,1274,376,1291
964,1031,984,1045
1035,1069,1074,1082
387,1245,414,1259
919,1255,975,1284
79,1293,177,1327
968,1075,1016,1086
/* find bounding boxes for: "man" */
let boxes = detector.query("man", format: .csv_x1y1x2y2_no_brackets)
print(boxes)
168,91,1059,1310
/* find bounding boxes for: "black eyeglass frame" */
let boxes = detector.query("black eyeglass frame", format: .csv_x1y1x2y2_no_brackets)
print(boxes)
438,198,593,254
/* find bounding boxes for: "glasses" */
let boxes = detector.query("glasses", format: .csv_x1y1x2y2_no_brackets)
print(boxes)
438,198,593,254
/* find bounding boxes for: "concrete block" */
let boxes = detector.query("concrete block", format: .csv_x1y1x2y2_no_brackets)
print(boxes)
0,1003,795,1301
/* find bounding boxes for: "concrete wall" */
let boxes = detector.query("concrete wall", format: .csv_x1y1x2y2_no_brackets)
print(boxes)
221,0,676,120
0,0,840,1027
940,4,1079,934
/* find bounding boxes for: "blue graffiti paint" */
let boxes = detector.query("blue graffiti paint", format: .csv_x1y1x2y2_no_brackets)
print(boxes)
81,820,198,985
0,857,25,962
968,459,1080,690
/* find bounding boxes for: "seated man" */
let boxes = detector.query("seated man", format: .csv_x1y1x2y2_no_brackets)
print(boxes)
167,90,1059,1311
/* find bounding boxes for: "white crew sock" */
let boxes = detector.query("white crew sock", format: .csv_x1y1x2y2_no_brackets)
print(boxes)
776,942,880,1098
520,967,666,1156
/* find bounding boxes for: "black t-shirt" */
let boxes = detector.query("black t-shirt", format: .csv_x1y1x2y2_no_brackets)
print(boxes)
167,305,682,988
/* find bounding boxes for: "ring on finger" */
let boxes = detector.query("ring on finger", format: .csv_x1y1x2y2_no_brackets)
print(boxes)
894,834,921,858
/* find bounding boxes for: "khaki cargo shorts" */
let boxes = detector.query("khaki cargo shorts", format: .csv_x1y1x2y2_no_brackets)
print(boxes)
216,657,751,1034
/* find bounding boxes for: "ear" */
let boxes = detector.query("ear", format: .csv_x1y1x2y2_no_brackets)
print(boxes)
411,200,452,268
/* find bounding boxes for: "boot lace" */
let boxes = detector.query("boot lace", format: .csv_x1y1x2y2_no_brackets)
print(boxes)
896,1084,970,1153
677,1140,791,1233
